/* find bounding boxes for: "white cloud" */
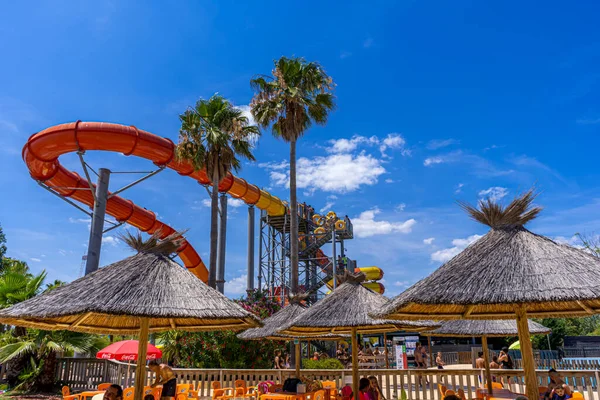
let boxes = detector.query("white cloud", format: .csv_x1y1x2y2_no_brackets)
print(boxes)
395,203,406,212
363,38,374,48
353,208,416,238
431,234,483,263
58,249,68,256
424,156,444,166
576,118,600,125
423,237,435,245
227,198,245,208
320,202,335,213
102,236,119,246
69,217,91,224
455,183,464,194
327,135,378,154
327,195,338,200
385,179,394,184
327,133,409,156
224,274,248,298
478,187,508,202
340,51,352,59
264,152,386,193
427,139,458,150
394,280,410,287
30,258,41,262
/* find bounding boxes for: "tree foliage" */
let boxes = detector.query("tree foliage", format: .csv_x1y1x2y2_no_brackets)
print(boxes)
0,223,7,265
159,290,286,368
530,316,600,349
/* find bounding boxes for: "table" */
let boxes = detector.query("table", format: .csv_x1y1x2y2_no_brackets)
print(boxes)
260,390,330,400
78,390,105,400
478,388,524,400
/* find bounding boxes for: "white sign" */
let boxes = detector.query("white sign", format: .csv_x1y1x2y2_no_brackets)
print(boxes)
395,345,406,370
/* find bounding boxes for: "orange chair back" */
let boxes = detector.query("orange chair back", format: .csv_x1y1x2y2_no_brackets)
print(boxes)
313,390,326,400
177,384,191,395
212,382,222,390
235,387,246,397
571,392,584,400
269,384,283,393
123,388,135,400
62,387,71,397
438,384,448,398
213,389,225,400
235,380,246,389
491,382,503,389
322,381,336,389
98,383,111,391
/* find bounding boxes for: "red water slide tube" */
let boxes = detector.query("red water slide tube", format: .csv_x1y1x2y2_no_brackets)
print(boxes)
23,121,286,282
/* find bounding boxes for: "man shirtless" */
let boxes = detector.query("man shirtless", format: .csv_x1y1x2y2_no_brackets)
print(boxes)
149,360,177,400
475,352,486,369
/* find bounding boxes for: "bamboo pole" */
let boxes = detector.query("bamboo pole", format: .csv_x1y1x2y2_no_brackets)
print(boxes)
482,336,493,395
516,306,538,400
134,317,149,400
427,336,433,368
384,333,389,369
352,327,359,400
308,340,311,358
295,342,301,378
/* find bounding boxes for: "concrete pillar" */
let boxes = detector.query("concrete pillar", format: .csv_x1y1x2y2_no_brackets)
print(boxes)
216,193,228,293
247,206,255,291
85,168,110,275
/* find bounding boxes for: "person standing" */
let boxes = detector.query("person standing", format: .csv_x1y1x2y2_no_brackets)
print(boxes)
274,350,284,369
148,360,177,400
436,352,445,369
476,352,486,369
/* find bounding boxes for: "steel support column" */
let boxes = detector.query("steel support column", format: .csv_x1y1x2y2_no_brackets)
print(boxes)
85,168,110,275
247,206,255,291
216,193,228,293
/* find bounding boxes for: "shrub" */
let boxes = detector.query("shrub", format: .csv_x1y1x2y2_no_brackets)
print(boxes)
302,358,343,369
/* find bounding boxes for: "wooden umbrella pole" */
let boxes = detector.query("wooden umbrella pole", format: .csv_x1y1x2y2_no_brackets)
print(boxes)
427,336,433,368
134,318,150,400
516,306,538,400
384,333,389,369
307,340,311,357
482,336,493,395
352,327,359,400
295,342,301,378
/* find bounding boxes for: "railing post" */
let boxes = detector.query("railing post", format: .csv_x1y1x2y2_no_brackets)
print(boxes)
220,370,223,386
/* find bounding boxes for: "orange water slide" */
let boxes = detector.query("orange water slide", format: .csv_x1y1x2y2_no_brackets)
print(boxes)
23,121,286,281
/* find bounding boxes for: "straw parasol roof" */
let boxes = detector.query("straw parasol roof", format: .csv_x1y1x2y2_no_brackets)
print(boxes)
0,233,260,335
278,271,438,336
422,319,551,337
237,299,348,340
375,190,600,320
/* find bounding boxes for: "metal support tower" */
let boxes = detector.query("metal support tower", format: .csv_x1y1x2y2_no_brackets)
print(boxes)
216,193,228,293
247,206,255,290
85,168,110,275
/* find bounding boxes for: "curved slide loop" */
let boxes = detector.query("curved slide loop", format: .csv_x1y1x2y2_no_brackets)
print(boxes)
23,122,287,282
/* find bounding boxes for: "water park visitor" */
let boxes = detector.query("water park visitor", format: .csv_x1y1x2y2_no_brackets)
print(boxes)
498,347,514,369
368,376,385,400
148,360,177,400
436,352,445,369
273,350,284,369
476,352,486,369
544,369,572,400
104,384,123,400
359,378,371,400
490,355,500,369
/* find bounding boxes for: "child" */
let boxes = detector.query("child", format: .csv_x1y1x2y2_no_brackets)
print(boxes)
368,376,385,400
436,352,445,369
551,386,571,400
359,378,371,400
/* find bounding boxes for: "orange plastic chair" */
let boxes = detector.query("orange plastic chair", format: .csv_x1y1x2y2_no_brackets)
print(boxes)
177,384,191,397
457,388,467,400
189,383,200,399
177,394,188,400
235,380,247,390
491,382,503,389
244,386,258,400
144,386,162,400
438,384,448,399
216,387,235,400
313,390,326,400
62,386,80,400
123,388,135,400
97,383,112,391
571,392,584,400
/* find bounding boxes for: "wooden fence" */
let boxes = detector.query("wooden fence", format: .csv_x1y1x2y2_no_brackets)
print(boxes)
55,358,600,400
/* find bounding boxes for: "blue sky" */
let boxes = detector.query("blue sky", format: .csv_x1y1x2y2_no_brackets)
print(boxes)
1,0,600,298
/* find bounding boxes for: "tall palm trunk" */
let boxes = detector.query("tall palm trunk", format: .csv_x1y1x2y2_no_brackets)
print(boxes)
209,171,220,289
289,139,299,294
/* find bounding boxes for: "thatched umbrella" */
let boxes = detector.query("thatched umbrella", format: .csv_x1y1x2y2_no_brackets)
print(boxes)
423,319,551,394
238,297,348,377
374,190,600,400
0,232,260,400
278,271,439,400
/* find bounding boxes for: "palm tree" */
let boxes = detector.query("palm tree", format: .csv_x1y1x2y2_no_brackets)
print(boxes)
176,94,259,289
250,57,335,293
0,329,98,391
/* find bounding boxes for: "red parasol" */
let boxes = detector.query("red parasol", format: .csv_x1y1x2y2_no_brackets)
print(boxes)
97,340,162,361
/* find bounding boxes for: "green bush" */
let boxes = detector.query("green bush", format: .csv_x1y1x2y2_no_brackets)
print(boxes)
302,358,343,369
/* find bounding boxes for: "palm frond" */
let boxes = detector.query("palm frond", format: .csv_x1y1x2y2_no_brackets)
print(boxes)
119,230,186,256
458,188,542,229
0,340,36,363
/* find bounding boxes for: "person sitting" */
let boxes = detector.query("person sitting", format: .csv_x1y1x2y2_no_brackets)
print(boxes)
476,352,486,369
490,355,500,369
312,352,320,361
359,378,371,400
544,369,572,400
148,360,177,400
443,395,462,400
104,384,123,400
551,386,571,400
